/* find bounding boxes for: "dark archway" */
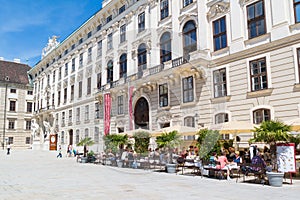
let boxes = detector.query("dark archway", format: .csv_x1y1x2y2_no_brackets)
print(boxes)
69,129,73,145
134,97,149,129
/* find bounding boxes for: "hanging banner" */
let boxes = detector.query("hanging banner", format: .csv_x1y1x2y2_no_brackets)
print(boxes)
129,86,134,130
104,93,111,135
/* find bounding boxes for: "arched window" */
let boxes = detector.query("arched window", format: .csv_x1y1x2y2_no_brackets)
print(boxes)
107,60,113,83
215,113,229,140
183,20,197,55
184,116,195,140
138,43,147,69
119,54,127,78
84,128,89,138
160,32,172,63
253,109,270,124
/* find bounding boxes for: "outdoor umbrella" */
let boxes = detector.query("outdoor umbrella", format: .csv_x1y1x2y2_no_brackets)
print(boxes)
151,125,198,137
284,118,300,131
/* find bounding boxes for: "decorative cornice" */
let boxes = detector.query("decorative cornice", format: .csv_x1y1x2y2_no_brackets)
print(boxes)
178,12,198,25
239,0,255,7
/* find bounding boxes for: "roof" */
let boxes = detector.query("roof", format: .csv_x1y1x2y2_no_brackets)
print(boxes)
0,60,31,85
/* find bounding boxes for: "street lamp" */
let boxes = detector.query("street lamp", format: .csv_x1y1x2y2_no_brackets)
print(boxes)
2,76,9,149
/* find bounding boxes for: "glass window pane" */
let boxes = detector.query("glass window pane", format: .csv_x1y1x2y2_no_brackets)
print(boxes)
255,1,263,17
296,6,300,23
248,5,255,20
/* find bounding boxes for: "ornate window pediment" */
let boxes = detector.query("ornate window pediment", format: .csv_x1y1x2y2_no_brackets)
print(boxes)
85,66,93,78
207,0,230,21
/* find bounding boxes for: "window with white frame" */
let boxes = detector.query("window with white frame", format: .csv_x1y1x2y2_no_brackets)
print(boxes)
27,102,33,113
84,128,89,138
88,47,92,63
249,57,267,91
94,127,100,143
119,54,127,79
59,67,62,80
138,43,147,69
72,58,75,72
64,63,68,77
184,116,195,140
215,113,229,140
85,105,89,121
213,16,227,51
10,88,16,93
71,85,74,101
95,102,100,119
57,91,61,106
69,109,72,124
87,77,91,95
182,76,194,103
78,81,82,98
62,112,65,126
253,108,270,124
55,113,59,126
120,24,126,43
247,0,266,39
61,131,65,144
138,12,145,32
213,68,227,98
119,5,125,14
97,73,102,89
79,53,83,67
107,33,113,50
160,32,172,63
8,119,15,129
25,120,31,130
183,20,197,56
117,95,124,115
53,70,56,83
183,0,193,7
76,107,80,122
8,137,13,144
159,83,168,107
107,60,113,84
64,88,67,103
9,100,16,111
76,129,80,144
160,0,169,20
106,15,112,23
294,0,300,23
97,40,102,57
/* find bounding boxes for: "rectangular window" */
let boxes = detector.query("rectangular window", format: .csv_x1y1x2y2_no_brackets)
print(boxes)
26,120,31,130
72,58,75,72
69,109,72,123
27,90,33,95
53,70,56,83
106,15,112,23
59,67,62,80
97,40,102,57
250,57,268,91
9,100,16,111
247,0,266,39
97,24,102,31
183,0,193,7
85,105,89,121
117,95,124,115
62,112,65,126
64,88,67,103
72,44,75,50
97,73,102,89
297,48,300,81
119,5,126,14
76,130,80,144
79,38,83,44
58,91,61,106
47,74,50,85
160,0,169,20
94,127,100,143
88,47,92,63
182,76,194,103
71,85,74,101
64,63,68,77
25,137,31,144
107,33,113,50
95,102,100,119
79,53,83,67
213,68,227,98
120,25,126,43
138,12,145,32
27,102,33,112
64,49,68,55
87,31,92,38
87,77,91,95
294,0,300,23
213,17,227,51
52,93,55,106
78,81,82,98
8,120,15,129
55,113,59,126
159,83,168,107
76,107,80,122
10,88,16,93
8,137,13,144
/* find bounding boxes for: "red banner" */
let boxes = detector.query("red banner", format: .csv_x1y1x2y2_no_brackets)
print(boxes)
104,93,111,135
129,86,134,130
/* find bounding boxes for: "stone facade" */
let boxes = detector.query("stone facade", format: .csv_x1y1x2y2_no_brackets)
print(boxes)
28,0,300,151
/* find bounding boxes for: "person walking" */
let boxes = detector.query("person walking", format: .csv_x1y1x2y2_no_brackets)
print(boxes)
7,143,11,155
57,145,62,158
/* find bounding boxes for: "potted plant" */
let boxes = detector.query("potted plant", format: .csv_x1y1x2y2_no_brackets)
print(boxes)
77,137,95,163
156,130,181,173
250,120,291,187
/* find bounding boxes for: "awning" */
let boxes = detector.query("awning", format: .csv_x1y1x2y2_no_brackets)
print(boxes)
152,125,198,137
284,118,300,131
207,121,257,134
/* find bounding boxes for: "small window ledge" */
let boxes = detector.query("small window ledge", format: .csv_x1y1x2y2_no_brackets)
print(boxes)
244,33,271,47
180,101,197,108
293,83,300,91
210,95,231,104
246,88,273,99
211,46,229,57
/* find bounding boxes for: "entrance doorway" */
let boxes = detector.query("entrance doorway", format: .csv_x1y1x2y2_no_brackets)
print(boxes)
134,97,149,129
69,129,73,145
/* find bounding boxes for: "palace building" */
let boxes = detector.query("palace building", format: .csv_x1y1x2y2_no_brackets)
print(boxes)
0,59,33,149
28,0,300,151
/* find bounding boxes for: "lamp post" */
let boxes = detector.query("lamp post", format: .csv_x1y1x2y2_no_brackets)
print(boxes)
2,78,8,149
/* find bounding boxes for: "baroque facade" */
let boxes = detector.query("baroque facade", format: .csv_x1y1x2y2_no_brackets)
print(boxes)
29,0,300,151
0,60,33,149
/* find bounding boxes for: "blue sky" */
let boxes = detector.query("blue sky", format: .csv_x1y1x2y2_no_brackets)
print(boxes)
0,0,102,67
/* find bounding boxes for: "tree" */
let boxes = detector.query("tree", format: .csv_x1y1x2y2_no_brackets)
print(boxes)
196,129,221,160
77,137,95,157
250,120,292,169
156,130,181,163
133,131,150,154
103,134,129,154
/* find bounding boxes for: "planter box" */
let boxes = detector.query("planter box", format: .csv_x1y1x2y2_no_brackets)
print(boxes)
166,163,176,173
267,172,284,187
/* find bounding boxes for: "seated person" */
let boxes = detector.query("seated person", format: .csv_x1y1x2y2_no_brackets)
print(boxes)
233,151,242,164
251,151,266,172
209,152,217,165
217,151,232,180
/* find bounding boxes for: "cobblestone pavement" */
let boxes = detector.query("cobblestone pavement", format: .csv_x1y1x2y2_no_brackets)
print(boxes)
0,150,299,200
